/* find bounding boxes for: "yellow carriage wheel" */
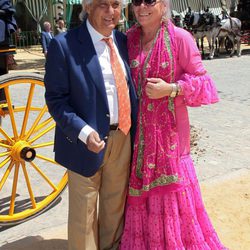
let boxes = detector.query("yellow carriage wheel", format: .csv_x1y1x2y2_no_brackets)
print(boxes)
0,73,68,225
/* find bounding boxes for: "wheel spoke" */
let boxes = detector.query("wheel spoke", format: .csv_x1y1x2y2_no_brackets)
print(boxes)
9,162,20,216
35,154,59,165
29,161,58,191
24,105,47,141
33,117,54,134
0,160,14,191
28,123,55,144
32,141,54,148
0,127,14,144
4,87,18,140
0,151,10,157
0,156,11,168
0,142,11,148
21,162,36,209
20,84,35,138
14,106,43,112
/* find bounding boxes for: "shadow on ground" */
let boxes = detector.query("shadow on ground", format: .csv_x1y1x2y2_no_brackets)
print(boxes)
241,48,250,55
0,236,67,250
201,47,250,60
14,58,45,71
0,196,63,232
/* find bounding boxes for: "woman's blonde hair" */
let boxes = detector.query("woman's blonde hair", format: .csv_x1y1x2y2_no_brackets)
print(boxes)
162,0,172,19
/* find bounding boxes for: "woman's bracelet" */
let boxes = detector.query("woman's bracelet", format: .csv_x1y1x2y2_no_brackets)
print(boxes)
170,83,179,97
176,84,181,96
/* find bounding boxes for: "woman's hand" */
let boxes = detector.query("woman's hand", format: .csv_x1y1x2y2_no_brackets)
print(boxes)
145,78,172,99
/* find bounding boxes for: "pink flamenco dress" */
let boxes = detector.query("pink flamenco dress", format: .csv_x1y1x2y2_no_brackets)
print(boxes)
120,21,228,250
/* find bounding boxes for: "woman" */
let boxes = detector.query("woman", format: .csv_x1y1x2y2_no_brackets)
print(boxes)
120,0,227,249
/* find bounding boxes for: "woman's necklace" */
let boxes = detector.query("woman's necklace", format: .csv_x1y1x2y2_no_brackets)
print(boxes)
141,26,160,52
137,28,161,100
139,29,160,82
141,37,155,52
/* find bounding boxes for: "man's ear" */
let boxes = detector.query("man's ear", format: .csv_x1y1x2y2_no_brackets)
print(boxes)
84,3,91,15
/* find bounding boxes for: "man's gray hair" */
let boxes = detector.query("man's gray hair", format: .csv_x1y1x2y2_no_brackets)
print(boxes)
79,0,129,21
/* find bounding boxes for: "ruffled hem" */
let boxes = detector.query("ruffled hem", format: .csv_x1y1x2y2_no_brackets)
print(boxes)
177,74,219,107
120,155,228,250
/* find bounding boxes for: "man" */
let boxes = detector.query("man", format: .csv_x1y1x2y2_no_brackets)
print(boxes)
0,0,17,47
41,21,53,57
0,0,17,114
44,0,138,249
55,19,67,35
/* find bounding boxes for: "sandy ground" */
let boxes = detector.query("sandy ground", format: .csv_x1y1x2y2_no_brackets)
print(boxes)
201,170,250,250
1,171,249,250
1,47,250,250
9,47,46,74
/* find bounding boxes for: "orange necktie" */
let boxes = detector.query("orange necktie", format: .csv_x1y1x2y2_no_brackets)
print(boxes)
103,38,131,135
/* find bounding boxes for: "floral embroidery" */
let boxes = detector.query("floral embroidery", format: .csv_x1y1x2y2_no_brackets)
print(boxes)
161,61,169,68
147,103,154,111
129,174,179,196
130,59,139,68
148,163,156,169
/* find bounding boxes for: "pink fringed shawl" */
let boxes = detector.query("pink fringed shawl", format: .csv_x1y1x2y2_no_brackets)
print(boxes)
127,21,185,204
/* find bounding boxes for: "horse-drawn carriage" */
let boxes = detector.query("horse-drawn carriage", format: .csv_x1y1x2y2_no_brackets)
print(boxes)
183,7,243,59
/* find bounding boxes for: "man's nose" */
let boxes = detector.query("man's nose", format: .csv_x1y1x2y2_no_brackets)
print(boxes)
107,5,115,13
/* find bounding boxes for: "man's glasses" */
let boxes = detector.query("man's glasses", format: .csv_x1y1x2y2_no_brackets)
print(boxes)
132,0,157,6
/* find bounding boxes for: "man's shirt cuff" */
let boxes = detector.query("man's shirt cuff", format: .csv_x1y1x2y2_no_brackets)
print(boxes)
78,125,94,144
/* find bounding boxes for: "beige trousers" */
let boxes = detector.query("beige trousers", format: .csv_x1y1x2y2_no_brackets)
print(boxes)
68,130,131,250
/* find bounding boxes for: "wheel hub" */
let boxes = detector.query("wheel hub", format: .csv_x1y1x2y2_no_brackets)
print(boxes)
11,140,36,162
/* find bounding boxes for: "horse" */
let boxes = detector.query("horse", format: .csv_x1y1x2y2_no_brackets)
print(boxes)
202,11,242,58
217,17,241,57
183,9,208,58
200,11,222,59
172,10,184,28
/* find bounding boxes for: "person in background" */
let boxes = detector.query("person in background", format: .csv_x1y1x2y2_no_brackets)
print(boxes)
0,0,17,48
41,21,53,57
55,19,67,35
0,0,17,108
120,0,227,249
44,0,138,249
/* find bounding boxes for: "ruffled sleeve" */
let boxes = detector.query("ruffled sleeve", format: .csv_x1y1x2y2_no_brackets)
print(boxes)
175,28,219,107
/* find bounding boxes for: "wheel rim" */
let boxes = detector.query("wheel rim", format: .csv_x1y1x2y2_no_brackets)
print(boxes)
0,74,68,225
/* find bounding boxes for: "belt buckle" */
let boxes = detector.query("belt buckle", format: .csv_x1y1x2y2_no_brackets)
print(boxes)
110,124,119,131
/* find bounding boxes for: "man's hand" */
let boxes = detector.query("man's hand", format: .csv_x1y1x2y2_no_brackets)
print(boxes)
145,78,172,99
86,131,105,153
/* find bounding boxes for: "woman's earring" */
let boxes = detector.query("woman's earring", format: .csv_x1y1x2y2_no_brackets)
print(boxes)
161,15,167,22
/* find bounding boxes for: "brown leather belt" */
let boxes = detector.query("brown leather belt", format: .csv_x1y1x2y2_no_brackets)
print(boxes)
110,124,118,130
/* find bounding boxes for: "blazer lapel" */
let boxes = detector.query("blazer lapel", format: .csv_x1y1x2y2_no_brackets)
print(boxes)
77,21,109,109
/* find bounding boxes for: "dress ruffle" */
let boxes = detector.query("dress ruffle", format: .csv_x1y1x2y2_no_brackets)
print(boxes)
177,74,219,107
120,155,227,250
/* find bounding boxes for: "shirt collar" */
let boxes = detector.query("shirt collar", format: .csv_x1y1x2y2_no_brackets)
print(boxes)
86,19,114,45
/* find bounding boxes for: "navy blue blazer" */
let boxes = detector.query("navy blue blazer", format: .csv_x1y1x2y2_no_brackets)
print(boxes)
44,21,138,177
0,0,17,45
41,31,53,53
